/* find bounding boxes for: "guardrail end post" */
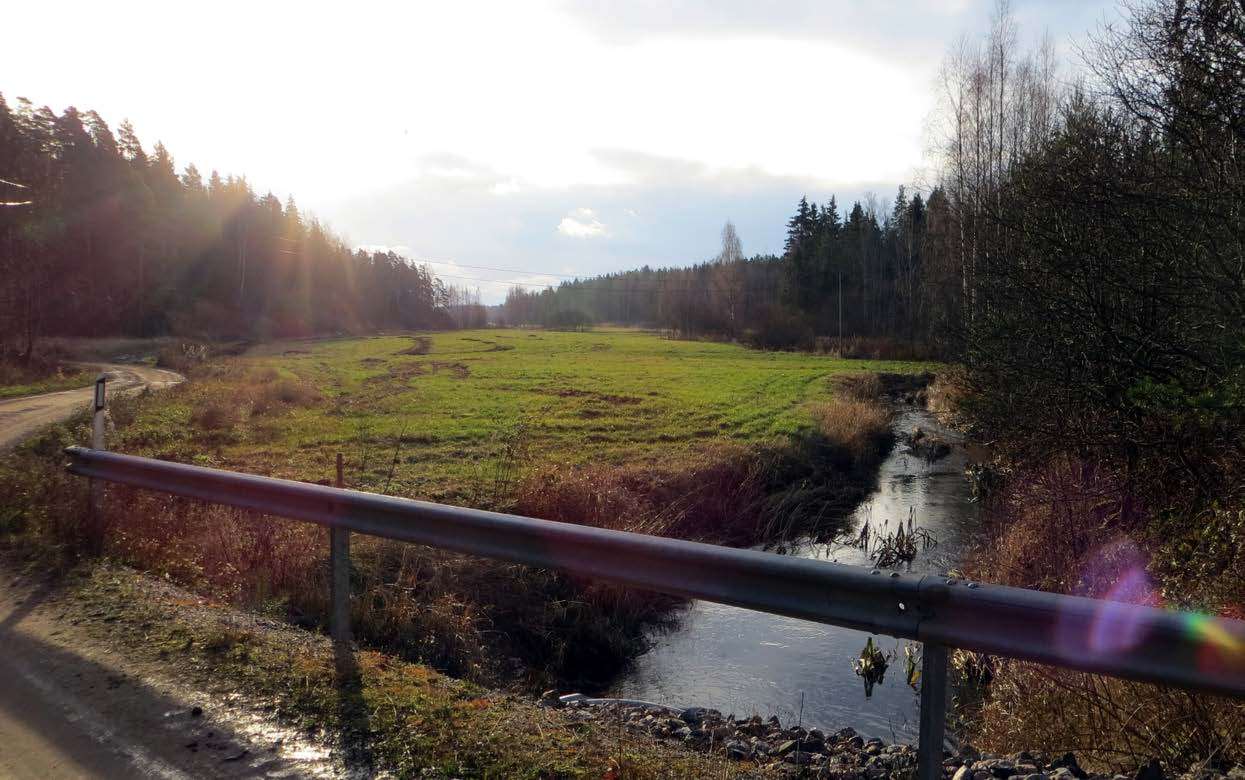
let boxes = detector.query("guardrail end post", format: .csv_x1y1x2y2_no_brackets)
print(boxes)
918,642,949,780
330,453,351,645
89,376,107,553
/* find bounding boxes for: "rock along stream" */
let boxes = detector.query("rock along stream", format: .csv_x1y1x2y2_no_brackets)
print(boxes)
609,406,978,742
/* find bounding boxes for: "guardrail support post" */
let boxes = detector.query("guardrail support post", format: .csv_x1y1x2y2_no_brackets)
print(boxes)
89,376,107,551
330,453,351,645
918,642,948,780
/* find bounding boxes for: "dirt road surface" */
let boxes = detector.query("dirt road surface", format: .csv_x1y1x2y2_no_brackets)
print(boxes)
0,568,345,779
0,364,183,452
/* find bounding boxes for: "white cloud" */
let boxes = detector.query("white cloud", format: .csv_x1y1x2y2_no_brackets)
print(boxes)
557,208,608,238
490,179,524,195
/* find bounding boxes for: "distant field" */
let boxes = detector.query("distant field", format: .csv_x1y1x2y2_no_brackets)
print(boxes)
0,364,93,400
116,329,929,502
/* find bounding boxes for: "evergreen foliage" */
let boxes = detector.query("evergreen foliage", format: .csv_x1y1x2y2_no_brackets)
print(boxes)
0,98,456,353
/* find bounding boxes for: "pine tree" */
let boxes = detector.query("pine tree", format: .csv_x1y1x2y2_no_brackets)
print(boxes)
117,119,147,167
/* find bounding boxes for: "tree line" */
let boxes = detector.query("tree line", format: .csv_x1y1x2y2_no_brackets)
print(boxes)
0,97,479,358
502,188,949,352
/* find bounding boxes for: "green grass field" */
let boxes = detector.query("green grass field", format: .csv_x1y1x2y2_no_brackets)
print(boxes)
116,328,927,503
0,365,93,400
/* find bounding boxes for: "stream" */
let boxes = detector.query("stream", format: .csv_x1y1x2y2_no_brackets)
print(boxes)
608,407,978,742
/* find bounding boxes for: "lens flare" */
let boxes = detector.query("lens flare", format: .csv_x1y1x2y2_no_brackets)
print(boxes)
1088,568,1161,653
1184,612,1245,674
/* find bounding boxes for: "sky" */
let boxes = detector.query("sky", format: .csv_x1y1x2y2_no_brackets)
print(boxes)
4,0,1115,302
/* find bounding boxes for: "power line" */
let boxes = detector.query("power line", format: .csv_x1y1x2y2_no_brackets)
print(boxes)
432,270,789,297
424,260,583,279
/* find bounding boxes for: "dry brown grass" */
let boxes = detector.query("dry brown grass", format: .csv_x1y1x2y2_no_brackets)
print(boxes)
249,377,322,415
810,397,891,463
963,459,1144,596
926,369,968,423
834,372,885,403
185,367,322,433
974,662,1245,773
514,444,768,543
960,459,1245,771
105,492,323,604
155,342,209,374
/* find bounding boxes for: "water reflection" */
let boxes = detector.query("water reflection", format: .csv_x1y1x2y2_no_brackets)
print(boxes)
610,408,977,740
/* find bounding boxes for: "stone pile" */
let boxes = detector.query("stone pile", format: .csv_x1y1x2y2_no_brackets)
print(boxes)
541,695,1242,780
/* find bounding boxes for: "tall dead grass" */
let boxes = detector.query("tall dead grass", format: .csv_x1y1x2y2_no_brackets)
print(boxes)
105,492,322,604
925,369,968,425
809,397,892,464
514,444,769,544
185,367,322,436
961,459,1245,771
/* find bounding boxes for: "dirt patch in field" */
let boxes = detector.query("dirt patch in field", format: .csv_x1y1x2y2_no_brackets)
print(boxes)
365,361,471,385
396,336,432,355
537,387,641,405
461,337,515,353
433,361,471,379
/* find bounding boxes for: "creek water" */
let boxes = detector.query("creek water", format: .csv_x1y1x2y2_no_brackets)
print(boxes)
609,407,978,742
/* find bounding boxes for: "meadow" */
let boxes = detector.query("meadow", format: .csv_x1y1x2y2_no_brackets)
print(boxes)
128,328,927,501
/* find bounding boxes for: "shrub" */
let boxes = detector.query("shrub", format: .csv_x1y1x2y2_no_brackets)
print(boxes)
190,400,238,432
813,335,936,361
745,306,814,351
250,378,322,416
155,342,209,374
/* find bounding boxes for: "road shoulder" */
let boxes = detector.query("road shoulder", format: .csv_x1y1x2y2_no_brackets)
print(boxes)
0,552,760,778
0,552,341,778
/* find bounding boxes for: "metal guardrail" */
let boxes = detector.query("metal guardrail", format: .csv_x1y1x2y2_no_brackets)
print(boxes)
65,445,1245,780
